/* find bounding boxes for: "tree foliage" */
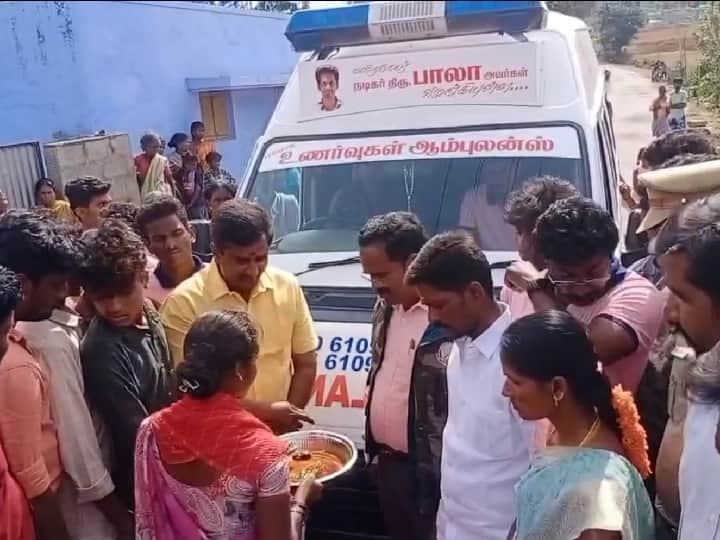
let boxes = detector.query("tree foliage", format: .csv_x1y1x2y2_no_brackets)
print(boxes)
693,2,720,109
595,2,646,62
546,1,598,21
255,1,300,13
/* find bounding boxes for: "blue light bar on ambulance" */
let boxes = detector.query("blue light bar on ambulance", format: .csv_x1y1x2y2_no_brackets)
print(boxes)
285,1,547,53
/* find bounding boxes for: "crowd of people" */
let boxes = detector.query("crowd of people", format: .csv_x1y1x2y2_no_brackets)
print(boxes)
16,120,236,228
0,188,320,539
133,121,237,220
650,78,688,138
361,128,720,540
0,126,718,540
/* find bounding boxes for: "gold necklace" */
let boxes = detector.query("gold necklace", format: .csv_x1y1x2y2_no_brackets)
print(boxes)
578,416,601,448
549,415,601,447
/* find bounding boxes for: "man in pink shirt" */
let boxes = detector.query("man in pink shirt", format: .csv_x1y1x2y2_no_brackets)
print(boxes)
136,193,205,306
0,266,36,540
0,212,70,540
501,176,579,320
505,197,665,394
360,212,451,540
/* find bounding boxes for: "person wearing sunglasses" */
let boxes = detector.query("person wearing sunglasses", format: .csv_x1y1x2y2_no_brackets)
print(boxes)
501,176,578,321
504,196,666,396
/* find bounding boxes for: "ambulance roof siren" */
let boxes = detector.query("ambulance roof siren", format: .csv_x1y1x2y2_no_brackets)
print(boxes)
285,1,548,53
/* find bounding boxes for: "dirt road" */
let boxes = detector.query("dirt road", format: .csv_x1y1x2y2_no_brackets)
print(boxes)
605,64,661,238
606,64,658,182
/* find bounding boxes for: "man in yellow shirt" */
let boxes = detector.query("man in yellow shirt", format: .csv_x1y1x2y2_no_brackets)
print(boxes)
161,199,318,432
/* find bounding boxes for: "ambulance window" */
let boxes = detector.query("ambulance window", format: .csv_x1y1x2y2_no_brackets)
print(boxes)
515,157,584,185
249,127,588,254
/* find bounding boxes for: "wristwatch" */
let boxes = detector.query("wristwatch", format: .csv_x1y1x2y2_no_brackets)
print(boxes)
526,277,552,293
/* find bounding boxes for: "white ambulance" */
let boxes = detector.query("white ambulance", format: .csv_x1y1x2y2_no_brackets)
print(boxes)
240,0,620,448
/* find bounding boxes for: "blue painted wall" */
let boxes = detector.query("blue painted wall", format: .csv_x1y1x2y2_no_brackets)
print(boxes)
0,1,298,177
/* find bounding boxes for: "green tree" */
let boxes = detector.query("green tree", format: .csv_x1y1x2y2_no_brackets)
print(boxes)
546,1,598,21
255,1,300,13
596,2,646,61
693,2,720,109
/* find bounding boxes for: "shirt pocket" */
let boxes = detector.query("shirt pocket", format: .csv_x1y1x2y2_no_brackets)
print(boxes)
466,390,518,459
252,304,293,358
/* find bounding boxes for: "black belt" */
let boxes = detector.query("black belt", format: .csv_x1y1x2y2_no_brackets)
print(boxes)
377,444,409,460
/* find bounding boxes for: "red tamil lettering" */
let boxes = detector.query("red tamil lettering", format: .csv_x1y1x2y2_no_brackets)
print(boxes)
310,374,326,407
350,398,365,408
324,375,350,408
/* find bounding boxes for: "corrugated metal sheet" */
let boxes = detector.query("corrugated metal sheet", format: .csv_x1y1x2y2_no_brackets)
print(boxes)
0,142,45,209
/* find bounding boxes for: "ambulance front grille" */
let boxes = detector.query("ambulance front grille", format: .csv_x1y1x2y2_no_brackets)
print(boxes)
302,286,376,324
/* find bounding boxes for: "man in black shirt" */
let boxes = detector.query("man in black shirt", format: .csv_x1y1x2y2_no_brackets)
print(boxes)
79,219,175,509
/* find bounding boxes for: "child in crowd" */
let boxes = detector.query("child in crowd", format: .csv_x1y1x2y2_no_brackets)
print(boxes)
203,151,236,186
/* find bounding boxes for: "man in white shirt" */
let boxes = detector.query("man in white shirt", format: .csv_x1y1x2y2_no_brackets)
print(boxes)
669,77,688,131
406,231,536,540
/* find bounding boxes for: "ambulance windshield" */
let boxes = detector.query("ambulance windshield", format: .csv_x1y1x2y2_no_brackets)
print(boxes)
247,126,587,254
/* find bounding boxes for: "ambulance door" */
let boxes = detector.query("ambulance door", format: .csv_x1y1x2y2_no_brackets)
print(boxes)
597,103,620,220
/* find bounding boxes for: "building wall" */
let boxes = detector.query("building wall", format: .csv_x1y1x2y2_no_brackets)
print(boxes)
0,1,297,182
227,86,284,178
44,134,139,204
0,2,94,142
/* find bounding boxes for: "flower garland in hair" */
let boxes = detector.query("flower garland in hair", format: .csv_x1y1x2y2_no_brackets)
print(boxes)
611,385,652,479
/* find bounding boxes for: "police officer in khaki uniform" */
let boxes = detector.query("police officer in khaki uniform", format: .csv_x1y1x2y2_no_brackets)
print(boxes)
630,156,720,287
638,157,720,235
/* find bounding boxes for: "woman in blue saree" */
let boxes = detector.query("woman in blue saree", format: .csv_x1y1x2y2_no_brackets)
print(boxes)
501,310,655,540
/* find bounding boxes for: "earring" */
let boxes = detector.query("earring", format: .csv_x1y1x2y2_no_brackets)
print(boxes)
553,394,561,408
236,373,244,383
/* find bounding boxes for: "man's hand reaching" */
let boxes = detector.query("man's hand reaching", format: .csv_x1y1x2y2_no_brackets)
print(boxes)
504,261,546,293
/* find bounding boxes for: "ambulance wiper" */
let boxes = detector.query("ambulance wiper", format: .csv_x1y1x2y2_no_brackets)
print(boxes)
295,256,361,277
490,260,514,270
295,257,510,277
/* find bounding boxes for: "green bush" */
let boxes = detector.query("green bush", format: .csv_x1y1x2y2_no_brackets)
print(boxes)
596,2,646,62
695,3,720,110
